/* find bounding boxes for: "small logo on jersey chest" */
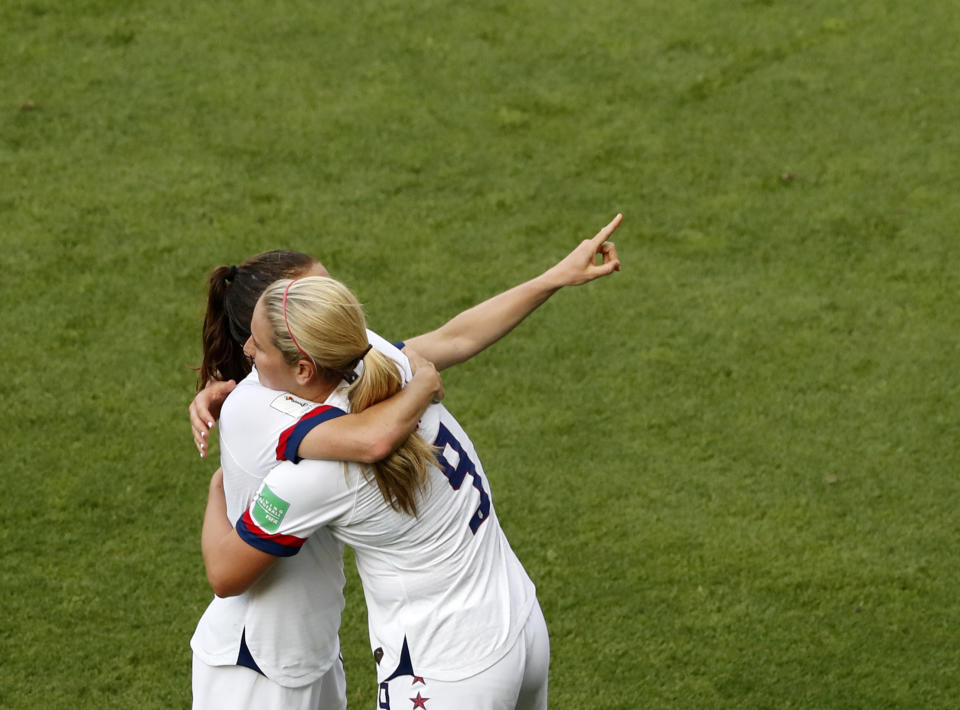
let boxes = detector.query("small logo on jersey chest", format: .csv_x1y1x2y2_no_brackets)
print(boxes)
270,393,312,417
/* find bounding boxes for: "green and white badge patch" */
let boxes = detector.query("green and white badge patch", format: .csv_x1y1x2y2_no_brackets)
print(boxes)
252,485,290,533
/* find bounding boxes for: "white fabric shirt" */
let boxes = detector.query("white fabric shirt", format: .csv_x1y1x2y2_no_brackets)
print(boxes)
190,329,400,687
238,379,538,681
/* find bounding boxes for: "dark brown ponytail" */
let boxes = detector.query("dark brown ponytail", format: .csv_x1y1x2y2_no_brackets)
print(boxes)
196,250,320,390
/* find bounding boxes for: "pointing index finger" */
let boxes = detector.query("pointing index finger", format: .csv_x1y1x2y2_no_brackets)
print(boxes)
591,213,623,247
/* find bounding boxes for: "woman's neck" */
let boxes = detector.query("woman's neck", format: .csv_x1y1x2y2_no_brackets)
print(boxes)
289,378,339,405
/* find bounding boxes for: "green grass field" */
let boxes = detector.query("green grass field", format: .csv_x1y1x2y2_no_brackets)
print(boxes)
2,0,958,707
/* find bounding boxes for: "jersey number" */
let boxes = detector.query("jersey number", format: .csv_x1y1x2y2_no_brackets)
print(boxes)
434,423,490,534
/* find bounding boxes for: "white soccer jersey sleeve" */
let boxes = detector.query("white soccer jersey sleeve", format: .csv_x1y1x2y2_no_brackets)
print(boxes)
236,457,352,557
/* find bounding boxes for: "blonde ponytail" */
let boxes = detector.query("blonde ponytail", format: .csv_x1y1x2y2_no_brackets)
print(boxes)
261,277,437,516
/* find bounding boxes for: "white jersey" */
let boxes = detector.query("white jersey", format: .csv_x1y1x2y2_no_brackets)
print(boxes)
190,330,403,687
238,390,538,682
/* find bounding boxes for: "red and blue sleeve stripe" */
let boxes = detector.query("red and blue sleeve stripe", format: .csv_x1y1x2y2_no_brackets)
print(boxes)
236,510,305,557
276,404,347,463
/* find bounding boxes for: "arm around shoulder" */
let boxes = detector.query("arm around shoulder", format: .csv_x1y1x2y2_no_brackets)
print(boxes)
295,358,443,463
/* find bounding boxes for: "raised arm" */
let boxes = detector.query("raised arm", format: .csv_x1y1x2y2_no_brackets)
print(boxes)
403,213,622,370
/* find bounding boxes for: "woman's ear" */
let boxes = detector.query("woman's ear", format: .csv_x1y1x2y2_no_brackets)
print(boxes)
295,359,315,385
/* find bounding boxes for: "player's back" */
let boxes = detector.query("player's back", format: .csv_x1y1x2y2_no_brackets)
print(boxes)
335,402,538,682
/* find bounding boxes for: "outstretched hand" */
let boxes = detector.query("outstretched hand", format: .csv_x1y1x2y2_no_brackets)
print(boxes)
191,379,237,458
546,213,622,287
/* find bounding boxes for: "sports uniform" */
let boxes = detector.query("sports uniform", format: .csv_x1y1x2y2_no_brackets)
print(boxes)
237,345,549,709
190,331,402,710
